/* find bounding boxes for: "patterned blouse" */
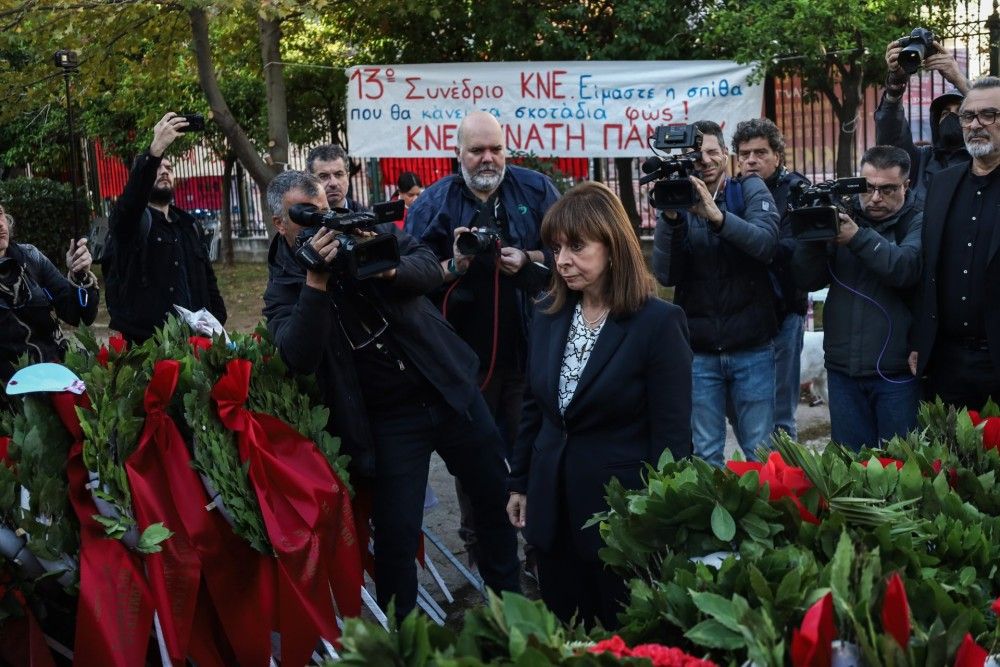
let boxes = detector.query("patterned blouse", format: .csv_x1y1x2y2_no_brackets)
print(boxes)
557,302,607,414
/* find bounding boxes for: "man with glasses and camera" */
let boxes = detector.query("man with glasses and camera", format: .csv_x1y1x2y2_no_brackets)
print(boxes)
405,111,559,573
262,170,520,620
877,35,970,206
792,146,922,450
913,77,1000,411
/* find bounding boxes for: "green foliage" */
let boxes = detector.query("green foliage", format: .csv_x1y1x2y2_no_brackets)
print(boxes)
0,177,87,266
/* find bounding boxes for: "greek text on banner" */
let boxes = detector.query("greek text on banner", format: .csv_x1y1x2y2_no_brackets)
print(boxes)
346,61,764,158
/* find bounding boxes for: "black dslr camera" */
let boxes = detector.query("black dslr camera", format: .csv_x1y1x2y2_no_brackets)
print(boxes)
640,125,703,210
289,200,403,280
456,228,501,255
897,27,935,75
788,177,867,241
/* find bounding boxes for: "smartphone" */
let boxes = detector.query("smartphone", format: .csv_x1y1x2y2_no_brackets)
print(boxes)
180,114,206,132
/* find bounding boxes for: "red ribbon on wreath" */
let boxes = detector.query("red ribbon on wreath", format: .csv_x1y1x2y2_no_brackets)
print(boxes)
51,391,155,667
0,572,55,667
726,452,821,524
211,358,362,664
125,359,273,666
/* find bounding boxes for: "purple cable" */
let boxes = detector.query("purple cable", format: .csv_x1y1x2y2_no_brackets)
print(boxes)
827,260,916,385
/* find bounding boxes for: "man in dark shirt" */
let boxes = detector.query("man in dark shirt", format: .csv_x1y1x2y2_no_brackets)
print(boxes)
913,76,1000,410
732,118,810,439
106,112,226,342
262,170,519,618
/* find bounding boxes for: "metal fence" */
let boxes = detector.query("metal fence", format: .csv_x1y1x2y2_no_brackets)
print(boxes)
81,0,998,243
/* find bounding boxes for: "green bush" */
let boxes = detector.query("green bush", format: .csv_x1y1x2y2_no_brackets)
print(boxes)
0,177,89,268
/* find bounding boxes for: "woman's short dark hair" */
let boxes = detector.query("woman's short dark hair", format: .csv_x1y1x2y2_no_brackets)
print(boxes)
540,181,655,316
396,171,422,192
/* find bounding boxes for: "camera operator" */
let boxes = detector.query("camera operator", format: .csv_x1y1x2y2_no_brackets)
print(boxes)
653,120,779,466
792,146,922,450
262,171,519,618
105,112,226,343
405,111,559,569
877,34,970,206
0,203,98,383
733,118,810,439
912,77,1000,411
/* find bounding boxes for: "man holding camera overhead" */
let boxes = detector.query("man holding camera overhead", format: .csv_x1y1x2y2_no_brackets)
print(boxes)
876,30,971,207
792,146,922,451
652,120,779,467
406,111,559,569
105,112,226,343
262,170,519,619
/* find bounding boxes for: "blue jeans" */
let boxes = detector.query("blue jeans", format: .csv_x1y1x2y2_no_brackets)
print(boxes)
827,369,919,451
773,313,805,440
692,342,776,466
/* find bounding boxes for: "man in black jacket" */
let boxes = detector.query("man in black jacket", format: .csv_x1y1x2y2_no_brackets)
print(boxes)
105,113,226,342
262,170,519,618
792,146,922,450
653,120,780,466
913,76,1000,410
732,118,810,439
876,37,970,206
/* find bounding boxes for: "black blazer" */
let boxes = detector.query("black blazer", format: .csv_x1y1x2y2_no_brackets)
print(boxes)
913,163,1000,375
508,294,693,557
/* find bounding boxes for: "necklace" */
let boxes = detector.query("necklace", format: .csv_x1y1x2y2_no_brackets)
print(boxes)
581,305,610,328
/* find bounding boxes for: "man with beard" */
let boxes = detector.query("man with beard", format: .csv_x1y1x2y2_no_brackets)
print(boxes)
105,112,226,342
913,77,1000,411
876,37,970,206
792,146,922,451
405,111,559,573
653,120,779,466
305,144,360,212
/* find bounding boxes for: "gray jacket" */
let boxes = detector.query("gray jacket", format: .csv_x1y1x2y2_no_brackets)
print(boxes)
791,195,922,377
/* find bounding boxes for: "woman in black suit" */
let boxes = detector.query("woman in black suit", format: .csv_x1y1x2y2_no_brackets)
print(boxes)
507,181,692,629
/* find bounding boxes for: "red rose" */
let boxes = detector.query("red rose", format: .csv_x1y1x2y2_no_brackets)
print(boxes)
791,593,835,667
108,333,127,354
953,632,988,667
727,452,820,524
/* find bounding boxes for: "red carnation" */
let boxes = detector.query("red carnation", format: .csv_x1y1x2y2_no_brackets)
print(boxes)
881,572,911,649
953,633,988,667
589,635,631,658
791,593,835,667
630,643,718,667
108,333,126,353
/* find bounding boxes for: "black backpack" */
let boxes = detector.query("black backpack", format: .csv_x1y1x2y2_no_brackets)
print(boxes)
98,208,152,312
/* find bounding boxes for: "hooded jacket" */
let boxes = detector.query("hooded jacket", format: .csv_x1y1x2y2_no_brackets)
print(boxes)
262,225,481,472
791,193,922,377
875,89,971,206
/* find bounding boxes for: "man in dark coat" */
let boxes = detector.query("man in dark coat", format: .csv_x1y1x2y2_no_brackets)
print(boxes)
105,112,226,342
262,170,519,619
912,76,1000,411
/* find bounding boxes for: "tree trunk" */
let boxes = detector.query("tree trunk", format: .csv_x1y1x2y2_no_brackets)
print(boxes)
220,152,235,266
614,157,641,233
835,68,864,178
189,7,278,196
258,14,289,171
236,161,250,237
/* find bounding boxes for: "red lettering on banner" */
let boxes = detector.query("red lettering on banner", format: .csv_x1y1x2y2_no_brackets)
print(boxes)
566,124,585,150
506,126,523,150
603,124,623,150
405,124,459,152
524,124,544,151
519,70,568,99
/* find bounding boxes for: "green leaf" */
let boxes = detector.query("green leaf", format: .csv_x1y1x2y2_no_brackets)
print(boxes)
684,619,746,649
710,503,736,542
137,523,173,554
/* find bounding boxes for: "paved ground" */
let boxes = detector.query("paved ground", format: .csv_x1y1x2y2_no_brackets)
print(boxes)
410,400,832,626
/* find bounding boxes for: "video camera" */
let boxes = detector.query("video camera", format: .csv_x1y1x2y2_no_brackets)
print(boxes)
640,125,703,210
897,27,935,75
788,177,867,241
289,200,403,280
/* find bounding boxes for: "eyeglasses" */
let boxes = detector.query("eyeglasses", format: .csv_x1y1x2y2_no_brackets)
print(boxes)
958,109,1000,126
862,182,903,197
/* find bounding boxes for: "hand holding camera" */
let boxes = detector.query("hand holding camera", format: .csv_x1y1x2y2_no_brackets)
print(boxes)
450,226,479,275
300,227,340,289
834,213,860,246
65,238,92,281
687,176,724,228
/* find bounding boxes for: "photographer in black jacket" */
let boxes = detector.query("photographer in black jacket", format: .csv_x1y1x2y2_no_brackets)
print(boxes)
106,112,226,343
262,171,519,618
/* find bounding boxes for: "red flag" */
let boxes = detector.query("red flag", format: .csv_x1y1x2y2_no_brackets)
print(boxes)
881,572,911,649
790,593,835,667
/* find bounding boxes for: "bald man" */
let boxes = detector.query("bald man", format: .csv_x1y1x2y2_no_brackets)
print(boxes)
405,111,559,573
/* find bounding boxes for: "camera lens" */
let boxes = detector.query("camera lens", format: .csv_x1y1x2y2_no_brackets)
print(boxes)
898,44,925,75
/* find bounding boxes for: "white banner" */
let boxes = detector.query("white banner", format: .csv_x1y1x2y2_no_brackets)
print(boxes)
346,61,764,158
